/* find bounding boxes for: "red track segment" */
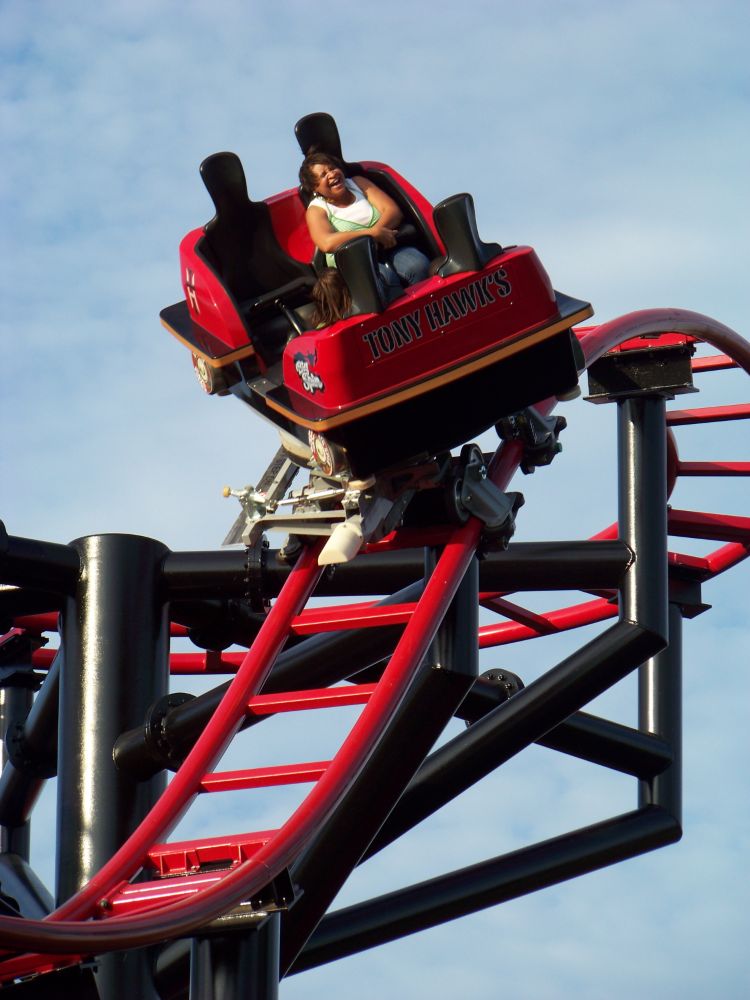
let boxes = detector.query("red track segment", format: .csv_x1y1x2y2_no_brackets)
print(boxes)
200,762,329,792
290,602,414,633
148,830,276,876
691,354,736,372
478,597,618,647
677,461,750,476
667,403,750,426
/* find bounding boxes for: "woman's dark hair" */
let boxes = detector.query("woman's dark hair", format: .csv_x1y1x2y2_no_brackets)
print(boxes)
310,268,352,328
299,151,346,194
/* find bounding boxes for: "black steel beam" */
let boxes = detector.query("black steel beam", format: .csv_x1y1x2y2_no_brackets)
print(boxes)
189,914,280,1000
162,541,631,600
639,603,682,822
292,806,679,973
280,554,479,974
0,655,60,830
536,711,672,778
618,396,668,637
364,619,659,859
0,590,65,630
457,676,673,778
56,534,170,1000
0,651,37,859
0,523,80,593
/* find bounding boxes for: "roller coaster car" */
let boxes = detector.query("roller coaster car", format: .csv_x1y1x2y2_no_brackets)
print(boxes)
160,113,592,483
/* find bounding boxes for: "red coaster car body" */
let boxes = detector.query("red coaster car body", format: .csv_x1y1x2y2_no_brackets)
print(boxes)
161,119,591,479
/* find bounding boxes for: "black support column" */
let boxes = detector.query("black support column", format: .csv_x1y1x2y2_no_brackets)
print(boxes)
639,603,682,823
56,534,170,999
189,914,280,1000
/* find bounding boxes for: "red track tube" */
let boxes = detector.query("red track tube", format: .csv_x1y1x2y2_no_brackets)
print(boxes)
667,403,750,426
705,542,750,575
677,461,750,476
478,597,618,648
246,684,376,716
12,613,59,633
200,761,329,792
291,602,415,634
692,353,736,372
668,508,750,542
578,309,750,374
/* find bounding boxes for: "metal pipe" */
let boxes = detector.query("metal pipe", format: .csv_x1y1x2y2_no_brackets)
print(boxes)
0,523,80,592
162,541,630,599
618,396,669,638
578,308,750,375
280,554,479,973
537,710,672,779
292,806,680,972
364,620,659,859
459,672,673,776
0,678,34,859
0,588,65,627
56,534,171,999
0,654,60,829
0,528,477,955
639,603,682,823
189,914,280,1000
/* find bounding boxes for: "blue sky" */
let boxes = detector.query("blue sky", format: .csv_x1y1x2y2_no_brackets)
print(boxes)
2,1,749,996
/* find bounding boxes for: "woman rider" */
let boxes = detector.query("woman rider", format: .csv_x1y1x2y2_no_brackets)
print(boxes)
299,151,430,290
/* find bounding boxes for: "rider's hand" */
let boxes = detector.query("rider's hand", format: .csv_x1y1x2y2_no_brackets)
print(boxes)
372,224,398,249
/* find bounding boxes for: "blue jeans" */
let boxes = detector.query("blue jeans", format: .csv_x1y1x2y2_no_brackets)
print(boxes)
378,246,430,288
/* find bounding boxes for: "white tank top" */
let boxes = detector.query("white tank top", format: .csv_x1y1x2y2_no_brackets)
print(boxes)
308,179,379,231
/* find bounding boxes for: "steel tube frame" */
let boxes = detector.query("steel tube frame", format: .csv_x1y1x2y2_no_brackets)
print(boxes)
292,806,680,973
364,386,670,857
0,525,80,592
639,603,682,822
189,913,280,1000
162,540,630,600
0,655,60,829
618,396,669,636
293,383,680,969
56,535,171,999
294,601,684,974
115,540,629,781
536,711,673,778
364,620,658,859
458,675,673,776
0,677,34,860
0,543,326,963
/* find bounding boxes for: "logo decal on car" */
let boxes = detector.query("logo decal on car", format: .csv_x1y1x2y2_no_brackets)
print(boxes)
294,351,325,394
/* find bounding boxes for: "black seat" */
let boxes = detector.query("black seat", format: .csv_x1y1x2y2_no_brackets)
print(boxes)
197,152,316,360
200,152,314,304
432,193,503,277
